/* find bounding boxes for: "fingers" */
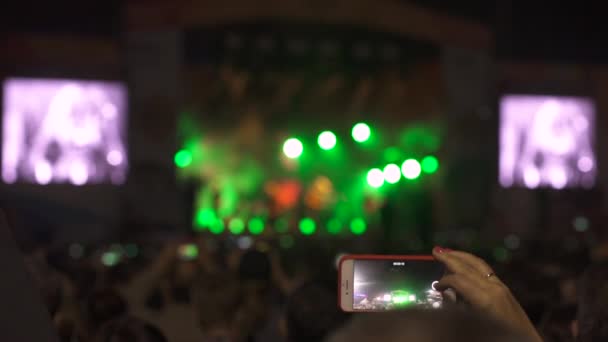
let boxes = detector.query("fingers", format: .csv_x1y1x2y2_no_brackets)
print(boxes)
449,251,494,276
433,247,493,277
435,273,488,308
433,247,477,275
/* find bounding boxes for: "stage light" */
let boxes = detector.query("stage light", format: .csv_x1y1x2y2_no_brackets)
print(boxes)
383,164,401,184
421,155,439,174
366,168,384,188
384,147,402,163
318,131,337,150
352,123,371,143
327,219,342,235
283,138,303,159
350,218,367,235
248,218,265,235
299,218,316,235
209,219,225,234
401,159,421,180
175,150,193,168
195,208,216,229
392,294,408,304
228,218,245,235
275,218,289,233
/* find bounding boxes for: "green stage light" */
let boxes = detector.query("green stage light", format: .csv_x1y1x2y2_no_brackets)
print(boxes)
174,150,192,168
327,219,342,235
317,131,337,150
366,168,384,188
195,209,217,230
248,218,265,235
228,218,245,235
350,218,367,235
275,218,289,233
209,219,225,235
421,155,439,174
299,218,316,235
383,164,401,184
383,147,402,163
352,123,371,143
283,138,303,159
401,159,421,180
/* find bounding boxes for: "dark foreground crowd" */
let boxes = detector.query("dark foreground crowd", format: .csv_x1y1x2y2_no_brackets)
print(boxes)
21,232,608,342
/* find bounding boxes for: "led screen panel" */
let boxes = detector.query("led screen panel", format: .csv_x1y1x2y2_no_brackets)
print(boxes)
2,78,127,185
499,95,595,189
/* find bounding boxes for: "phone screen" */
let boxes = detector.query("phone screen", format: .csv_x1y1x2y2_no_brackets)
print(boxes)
352,259,444,311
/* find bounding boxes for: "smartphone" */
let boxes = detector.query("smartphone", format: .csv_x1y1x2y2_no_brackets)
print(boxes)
177,243,199,261
338,255,444,312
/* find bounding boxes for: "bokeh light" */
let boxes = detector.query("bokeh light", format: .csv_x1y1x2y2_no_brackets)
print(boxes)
101,251,121,267
504,234,521,250
228,218,245,235
179,244,199,259
421,155,439,174
237,236,253,250
209,219,225,234
493,247,510,262
352,123,371,143
174,150,193,168
367,168,384,188
327,219,343,235
573,216,589,232
69,243,84,259
195,208,217,230
124,244,139,258
383,147,402,163
350,218,367,235
317,131,337,150
248,218,265,235
275,217,290,233
401,159,421,180
283,138,303,159
383,164,401,184
299,218,316,235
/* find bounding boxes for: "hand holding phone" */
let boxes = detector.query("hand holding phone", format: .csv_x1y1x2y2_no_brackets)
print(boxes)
432,248,543,342
338,255,444,312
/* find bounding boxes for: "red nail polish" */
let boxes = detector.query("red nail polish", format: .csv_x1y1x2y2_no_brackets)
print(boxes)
433,246,444,253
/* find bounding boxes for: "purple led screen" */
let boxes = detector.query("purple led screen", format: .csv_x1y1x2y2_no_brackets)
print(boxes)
2,78,128,185
499,95,595,189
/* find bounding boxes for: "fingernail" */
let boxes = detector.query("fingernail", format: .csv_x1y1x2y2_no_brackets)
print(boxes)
434,246,452,253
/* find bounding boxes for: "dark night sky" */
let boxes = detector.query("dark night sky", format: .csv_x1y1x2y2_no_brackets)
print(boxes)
2,1,606,64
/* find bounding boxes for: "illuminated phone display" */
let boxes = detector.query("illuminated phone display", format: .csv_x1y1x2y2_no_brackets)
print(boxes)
352,259,443,311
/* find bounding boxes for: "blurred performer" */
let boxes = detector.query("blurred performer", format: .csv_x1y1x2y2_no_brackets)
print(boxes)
27,84,125,185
